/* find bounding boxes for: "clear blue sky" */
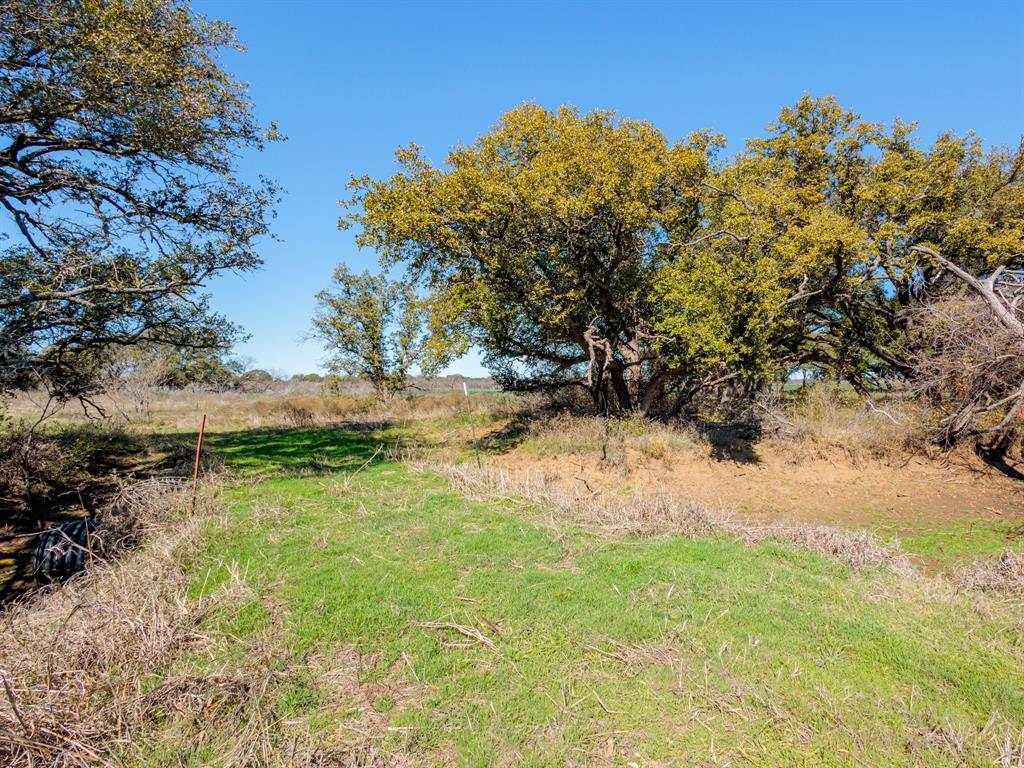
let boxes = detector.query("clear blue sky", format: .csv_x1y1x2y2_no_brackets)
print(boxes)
198,0,1024,377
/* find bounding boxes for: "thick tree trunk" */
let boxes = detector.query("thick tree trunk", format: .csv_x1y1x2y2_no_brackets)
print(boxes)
608,364,632,411
637,366,685,416
667,383,701,420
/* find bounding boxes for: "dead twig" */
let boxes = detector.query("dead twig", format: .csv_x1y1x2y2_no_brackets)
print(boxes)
339,444,384,491
418,617,498,651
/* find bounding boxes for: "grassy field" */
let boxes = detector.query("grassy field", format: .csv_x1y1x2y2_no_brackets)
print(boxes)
145,424,1024,767
3,391,1023,766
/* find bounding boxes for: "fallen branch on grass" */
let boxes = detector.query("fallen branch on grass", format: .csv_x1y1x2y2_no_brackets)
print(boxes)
418,616,498,650
338,444,384,491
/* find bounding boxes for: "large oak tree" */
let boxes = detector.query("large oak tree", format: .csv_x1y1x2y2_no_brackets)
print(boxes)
343,104,714,413
343,98,1023,418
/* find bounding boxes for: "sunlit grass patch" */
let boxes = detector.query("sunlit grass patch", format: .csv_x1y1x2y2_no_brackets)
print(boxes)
876,517,1023,568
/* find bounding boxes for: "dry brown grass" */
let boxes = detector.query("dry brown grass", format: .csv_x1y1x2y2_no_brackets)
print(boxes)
421,460,914,574
0,468,437,767
6,387,521,434
306,645,434,766
0,477,331,767
758,384,930,461
511,385,934,468
522,412,702,462
0,478,254,766
956,548,1024,594
122,389,380,431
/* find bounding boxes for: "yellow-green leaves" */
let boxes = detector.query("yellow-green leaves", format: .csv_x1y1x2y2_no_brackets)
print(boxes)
339,97,1024,412
341,103,714,410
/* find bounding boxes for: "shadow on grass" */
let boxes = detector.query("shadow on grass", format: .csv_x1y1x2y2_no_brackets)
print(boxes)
3,425,398,606
200,422,410,476
479,414,532,455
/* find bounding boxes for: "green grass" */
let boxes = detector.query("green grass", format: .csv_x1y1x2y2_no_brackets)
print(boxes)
154,426,1024,767
877,517,1023,568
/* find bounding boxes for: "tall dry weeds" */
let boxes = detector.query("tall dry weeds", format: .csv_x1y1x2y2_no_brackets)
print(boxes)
0,472,424,767
1,479,208,765
758,383,929,461
7,387,522,433
523,412,702,462
0,477,307,767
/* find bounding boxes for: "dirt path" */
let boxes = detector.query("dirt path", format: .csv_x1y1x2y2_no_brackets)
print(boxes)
492,445,1024,535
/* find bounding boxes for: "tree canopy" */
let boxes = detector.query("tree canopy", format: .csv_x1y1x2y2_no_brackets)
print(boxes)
342,98,1024,416
697,97,1024,386
0,0,280,401
344,104,714,412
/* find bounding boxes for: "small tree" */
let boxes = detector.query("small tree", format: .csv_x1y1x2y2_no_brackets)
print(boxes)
102,345,175,420
237,368,274,393
312,265,435,402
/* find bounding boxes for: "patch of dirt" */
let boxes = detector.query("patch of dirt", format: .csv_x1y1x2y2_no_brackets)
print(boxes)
491,444,1024,533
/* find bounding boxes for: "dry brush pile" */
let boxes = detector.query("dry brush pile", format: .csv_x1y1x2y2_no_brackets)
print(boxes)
911,295,1024,447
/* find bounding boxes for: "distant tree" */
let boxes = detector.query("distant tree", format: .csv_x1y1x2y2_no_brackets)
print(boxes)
102,346,174,419
170,349,243,391
0,0,280,402
102,344,241,417
238,367,274,393
312,265,437,402
239,369,273,381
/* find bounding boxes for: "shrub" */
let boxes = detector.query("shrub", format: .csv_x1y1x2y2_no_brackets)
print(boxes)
0,425,141,520
760,383,928,460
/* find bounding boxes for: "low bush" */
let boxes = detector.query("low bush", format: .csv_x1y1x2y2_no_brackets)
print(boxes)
911,296,1024,445
759,383,930,460
523,412,702,461
249,393,377,425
